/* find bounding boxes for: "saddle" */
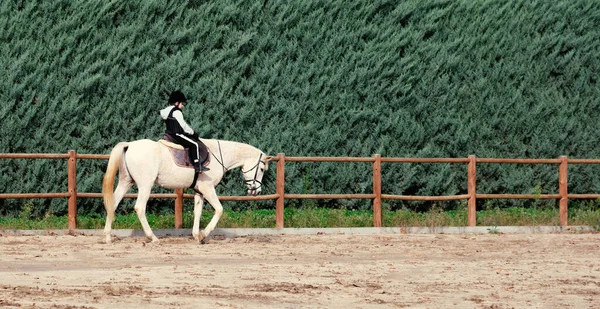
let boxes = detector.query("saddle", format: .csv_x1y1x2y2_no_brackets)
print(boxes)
160,134,210,169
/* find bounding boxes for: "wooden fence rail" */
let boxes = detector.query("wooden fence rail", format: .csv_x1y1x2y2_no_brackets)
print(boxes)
1,151,600,230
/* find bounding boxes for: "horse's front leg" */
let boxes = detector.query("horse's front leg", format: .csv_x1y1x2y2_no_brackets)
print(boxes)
191,193,205,242
197,189,223,243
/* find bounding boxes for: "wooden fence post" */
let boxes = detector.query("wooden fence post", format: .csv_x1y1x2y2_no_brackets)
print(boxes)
175,188,184,228
559,156,568,226
276,153,285,228
467,155,476,226
67,150,77,230
373,154,382,227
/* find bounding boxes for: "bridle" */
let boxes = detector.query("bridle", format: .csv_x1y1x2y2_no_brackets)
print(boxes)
210,141,265,191
241,153,264,191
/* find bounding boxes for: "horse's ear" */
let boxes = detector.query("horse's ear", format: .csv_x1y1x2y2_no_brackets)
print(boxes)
264,155,274,162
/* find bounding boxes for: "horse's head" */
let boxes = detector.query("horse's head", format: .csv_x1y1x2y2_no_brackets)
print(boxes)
241,153,271,196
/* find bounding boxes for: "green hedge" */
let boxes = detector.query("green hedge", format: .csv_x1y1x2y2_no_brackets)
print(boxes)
1,0,599,216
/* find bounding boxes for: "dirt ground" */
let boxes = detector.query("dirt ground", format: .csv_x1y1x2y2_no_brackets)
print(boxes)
0,232,598,309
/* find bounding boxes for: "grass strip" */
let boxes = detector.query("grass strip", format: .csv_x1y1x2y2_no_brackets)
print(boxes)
1,208,599,230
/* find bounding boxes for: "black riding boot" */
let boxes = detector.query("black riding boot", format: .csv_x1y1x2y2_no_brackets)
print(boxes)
194,160,210,174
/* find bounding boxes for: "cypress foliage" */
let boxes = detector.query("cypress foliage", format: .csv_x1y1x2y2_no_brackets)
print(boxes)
1,0,599,216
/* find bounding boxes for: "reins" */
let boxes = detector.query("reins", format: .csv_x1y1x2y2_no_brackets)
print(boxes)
210,140,228,175
207,141,230,189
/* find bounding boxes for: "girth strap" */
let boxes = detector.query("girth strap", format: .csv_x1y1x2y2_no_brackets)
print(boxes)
189,171,199,189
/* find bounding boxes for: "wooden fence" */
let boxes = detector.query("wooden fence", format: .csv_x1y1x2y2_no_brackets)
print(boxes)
1,151,600,230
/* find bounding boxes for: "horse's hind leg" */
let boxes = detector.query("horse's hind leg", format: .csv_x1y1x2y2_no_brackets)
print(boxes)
104,180,133,244
134,185,159,243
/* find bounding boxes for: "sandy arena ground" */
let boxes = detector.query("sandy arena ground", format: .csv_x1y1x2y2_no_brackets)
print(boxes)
0,232,599,309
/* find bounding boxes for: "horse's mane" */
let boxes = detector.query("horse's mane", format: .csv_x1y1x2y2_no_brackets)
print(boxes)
200,138,264,160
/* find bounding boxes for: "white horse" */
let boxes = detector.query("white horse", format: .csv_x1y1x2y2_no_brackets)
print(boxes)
102,138,270,244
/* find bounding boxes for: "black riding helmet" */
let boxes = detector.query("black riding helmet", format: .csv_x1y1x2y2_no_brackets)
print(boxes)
168,90,187,104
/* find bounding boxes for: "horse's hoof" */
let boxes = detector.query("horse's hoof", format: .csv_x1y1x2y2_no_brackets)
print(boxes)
151,237,160,243
194,231,206,243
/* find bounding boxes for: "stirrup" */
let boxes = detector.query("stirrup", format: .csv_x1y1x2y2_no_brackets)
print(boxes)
195,165,210,173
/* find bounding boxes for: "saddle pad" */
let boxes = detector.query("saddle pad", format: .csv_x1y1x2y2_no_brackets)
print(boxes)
159,139,184,150
159,139,210,169
166,145,194,169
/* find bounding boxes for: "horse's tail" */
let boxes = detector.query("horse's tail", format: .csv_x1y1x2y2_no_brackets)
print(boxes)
102,142,129,222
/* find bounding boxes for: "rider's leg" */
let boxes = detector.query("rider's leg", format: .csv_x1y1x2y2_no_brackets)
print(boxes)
174,134,209,173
